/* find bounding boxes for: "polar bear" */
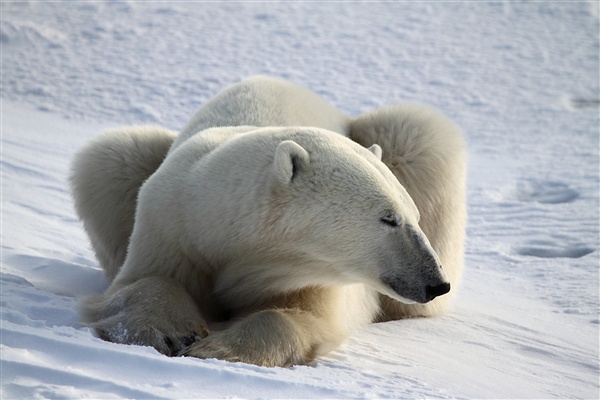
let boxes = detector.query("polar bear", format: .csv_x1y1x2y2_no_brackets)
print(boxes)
71,76,466,366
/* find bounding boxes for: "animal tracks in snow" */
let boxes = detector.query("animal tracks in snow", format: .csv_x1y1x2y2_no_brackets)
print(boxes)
513,242,594,259
505,179,595,259
568,97,600,110
515,179,579,204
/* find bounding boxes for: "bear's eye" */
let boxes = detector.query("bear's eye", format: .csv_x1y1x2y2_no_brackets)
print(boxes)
380,213,400,227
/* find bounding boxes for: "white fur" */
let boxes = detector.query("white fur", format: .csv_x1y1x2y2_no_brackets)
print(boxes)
349,104,467,319
70,125,177,280
170,75,351,153
71,76,466,366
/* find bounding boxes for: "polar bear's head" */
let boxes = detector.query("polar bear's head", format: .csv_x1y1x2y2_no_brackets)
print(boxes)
270,130,449,304
192,127,449,305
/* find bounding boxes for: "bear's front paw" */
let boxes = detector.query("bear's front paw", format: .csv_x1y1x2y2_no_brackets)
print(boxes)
179,330,306,367
82,276,210,356
96,319,210,356
178,310,312,367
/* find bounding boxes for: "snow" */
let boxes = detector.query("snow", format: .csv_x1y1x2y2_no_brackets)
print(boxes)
1,1,599,398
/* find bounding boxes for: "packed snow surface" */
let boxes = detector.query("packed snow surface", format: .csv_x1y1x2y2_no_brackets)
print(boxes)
1,1,599,399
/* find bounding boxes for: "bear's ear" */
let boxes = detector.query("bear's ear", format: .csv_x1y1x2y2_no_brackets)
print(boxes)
368,144,383,160
273,140,310,186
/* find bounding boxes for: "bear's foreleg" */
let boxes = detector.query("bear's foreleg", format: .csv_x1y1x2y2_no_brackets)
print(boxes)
180,308,342,367
81,276,209,356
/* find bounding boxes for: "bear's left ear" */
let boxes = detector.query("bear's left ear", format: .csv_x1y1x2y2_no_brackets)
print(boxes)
368,144,383,160
273,140,310,187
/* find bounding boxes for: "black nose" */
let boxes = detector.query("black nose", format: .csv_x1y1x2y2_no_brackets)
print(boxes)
425,282,451,302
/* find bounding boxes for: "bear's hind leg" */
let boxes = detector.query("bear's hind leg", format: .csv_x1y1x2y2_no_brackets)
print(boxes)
70,126,176,281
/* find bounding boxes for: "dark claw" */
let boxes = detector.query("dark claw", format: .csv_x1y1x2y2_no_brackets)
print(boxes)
163,336,179,356
164,326,209,357
181,334,200,347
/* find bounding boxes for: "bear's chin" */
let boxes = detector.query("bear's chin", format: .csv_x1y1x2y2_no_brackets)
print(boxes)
387,294,418,305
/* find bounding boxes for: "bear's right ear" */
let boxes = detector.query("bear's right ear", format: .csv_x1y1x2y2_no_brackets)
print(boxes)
273,140,310,187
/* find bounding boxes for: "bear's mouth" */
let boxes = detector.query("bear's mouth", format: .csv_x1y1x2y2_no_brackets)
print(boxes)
377,276,418,304
380,275,451,304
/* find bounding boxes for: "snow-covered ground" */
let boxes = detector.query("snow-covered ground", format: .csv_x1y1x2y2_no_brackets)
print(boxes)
1,1,599,398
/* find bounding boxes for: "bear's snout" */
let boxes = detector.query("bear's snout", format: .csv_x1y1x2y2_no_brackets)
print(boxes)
425,282,451,302
381,274,451,304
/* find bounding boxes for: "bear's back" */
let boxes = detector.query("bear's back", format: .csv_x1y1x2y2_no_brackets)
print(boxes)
170,76,351,153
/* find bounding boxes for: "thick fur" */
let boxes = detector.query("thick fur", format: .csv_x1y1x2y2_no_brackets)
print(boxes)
349,105,467,319
70,76,466,367
70,125,176,280
170,75,351,153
